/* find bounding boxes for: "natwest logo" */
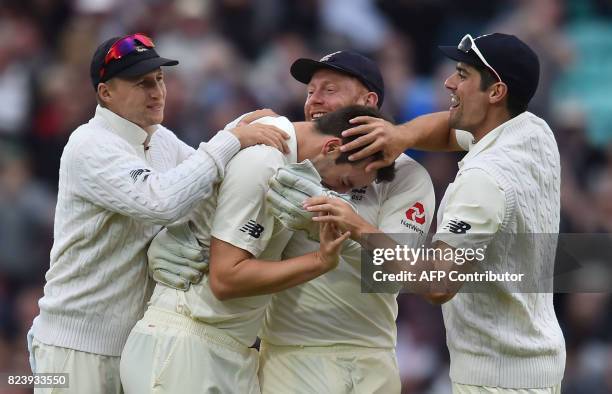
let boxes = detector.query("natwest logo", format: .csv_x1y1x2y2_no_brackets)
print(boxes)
405,202,426,225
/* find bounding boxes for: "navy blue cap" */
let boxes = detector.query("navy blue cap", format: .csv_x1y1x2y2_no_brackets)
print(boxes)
290,51,384,107
90,35,178,91
439,33,540,104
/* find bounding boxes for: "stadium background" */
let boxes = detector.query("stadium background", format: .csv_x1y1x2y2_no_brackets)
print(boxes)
0,0,610,392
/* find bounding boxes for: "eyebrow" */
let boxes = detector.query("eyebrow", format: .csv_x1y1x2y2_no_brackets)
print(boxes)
456,65,469,75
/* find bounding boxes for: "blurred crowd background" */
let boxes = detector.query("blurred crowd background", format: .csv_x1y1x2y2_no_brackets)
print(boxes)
0,0,611,393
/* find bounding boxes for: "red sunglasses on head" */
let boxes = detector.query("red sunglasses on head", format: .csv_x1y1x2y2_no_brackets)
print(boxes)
99,33,155,78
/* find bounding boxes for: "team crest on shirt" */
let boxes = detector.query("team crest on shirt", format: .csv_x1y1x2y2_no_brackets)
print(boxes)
401,202,426,234
239,220,265,239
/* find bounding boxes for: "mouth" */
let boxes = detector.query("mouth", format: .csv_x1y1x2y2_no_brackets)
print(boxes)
310,112,327,120
148,104,163,111
450,94,460,110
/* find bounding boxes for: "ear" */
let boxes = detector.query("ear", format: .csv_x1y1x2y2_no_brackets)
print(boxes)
364,92,379,108
489,82,508,105
321,137,342,156
97,82,112,105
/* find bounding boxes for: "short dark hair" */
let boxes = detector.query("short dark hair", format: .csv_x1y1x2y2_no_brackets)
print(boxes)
313,105,395,183
474,64,528,118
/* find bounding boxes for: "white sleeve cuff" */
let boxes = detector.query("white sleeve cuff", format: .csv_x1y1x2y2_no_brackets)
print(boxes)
199,130,241,177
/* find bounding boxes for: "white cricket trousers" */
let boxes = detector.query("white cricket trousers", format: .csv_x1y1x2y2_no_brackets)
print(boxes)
30,337,122,394
452,382,562,394
258,340,401,394
120,306,260,393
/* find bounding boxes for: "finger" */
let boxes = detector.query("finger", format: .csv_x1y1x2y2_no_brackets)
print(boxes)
270,133,290,154
275,171,321,196
159,243,203,261
152,270,188,290
280,139,290,154
335,231,351,244
239,109,280,125
268,178,310,206
339,123,377,140
171,264,205,282
346,141,384,161
305,203,336,215
340,132,378,152
263,136,283,151
152,265,201,286
188,260,209,273
312,215,340,223
347,116,379,127
266,191,312,222
303,196,333,207
266,125,290,140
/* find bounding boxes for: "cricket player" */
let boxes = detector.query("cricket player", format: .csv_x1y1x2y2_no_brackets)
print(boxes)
27,33,287,394
119,105,396,393
258,51,435,394
148,50,436,393
306,34,566,393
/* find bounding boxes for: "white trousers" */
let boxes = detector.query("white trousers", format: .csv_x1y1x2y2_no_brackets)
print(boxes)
258,340,401,394
30,337,122,394
120,306,260,394
452,382,562,394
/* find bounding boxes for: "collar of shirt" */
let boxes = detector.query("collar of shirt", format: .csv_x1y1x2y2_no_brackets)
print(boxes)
458,112,530,170
95,105,156,148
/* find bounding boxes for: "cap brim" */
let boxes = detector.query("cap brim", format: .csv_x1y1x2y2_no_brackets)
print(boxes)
438,46,480,67
116,57,179,78
290,58,359,84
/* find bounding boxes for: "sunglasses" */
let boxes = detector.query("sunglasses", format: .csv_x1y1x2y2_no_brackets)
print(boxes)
458,34,502,83
99,33,155,78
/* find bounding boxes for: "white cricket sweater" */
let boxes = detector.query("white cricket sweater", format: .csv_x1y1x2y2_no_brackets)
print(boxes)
437,112,566,388
32,106,240,356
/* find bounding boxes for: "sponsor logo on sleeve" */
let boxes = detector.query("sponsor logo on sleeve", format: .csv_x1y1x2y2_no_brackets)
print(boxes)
239,220,265,239
405,202,426,224
444,219,471,234
401,202,426,234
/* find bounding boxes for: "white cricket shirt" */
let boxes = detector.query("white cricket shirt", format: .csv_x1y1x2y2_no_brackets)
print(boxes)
434,112,565,388
260,154,435,348
32,106,240,356
149,116,299,347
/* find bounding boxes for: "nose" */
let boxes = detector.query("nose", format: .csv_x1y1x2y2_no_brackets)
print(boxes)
150,80,164,98
306,89,324,107
444,73,457,91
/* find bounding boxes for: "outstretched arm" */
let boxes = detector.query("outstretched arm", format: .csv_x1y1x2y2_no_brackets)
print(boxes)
339,111,464,172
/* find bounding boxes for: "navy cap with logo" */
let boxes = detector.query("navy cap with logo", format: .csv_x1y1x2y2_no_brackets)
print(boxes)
90,34,178,91
290,50,385,107
439,33,540,104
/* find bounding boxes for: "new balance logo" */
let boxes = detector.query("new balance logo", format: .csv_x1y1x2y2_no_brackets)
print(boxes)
445,220,471,234
129,168,151,182
239,220,264,239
